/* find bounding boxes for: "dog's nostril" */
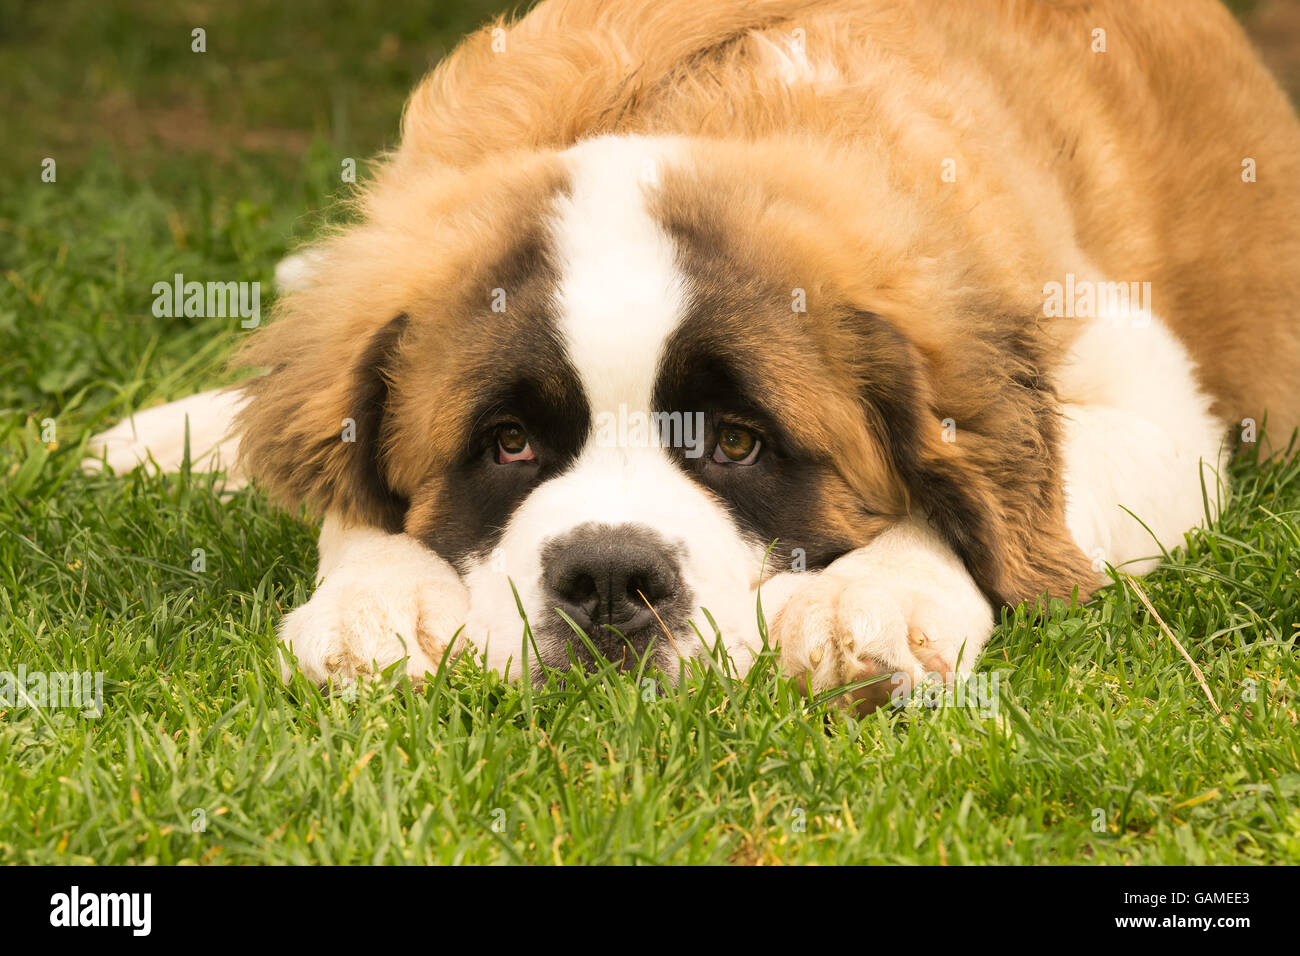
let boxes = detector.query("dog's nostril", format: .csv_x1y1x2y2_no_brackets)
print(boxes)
568,573,598,603
626,575,649,605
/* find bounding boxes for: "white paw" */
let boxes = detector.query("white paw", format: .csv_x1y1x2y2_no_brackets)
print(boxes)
278,532,470,685
772,520,993,711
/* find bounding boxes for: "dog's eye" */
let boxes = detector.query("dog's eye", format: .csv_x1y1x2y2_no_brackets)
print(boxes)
496,423,535,463
713,424,761,464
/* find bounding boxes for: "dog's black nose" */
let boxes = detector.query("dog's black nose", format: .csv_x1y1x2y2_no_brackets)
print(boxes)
542,523,683,640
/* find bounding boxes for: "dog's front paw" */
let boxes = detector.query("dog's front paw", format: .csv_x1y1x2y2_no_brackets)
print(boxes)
771,521,993,712
278,536,470,685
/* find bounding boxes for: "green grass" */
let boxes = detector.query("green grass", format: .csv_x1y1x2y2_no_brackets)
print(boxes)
2,0,1298,865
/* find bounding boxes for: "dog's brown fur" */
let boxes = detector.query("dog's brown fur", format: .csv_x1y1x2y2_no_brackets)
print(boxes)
237,153,569,530
237,0,1300,607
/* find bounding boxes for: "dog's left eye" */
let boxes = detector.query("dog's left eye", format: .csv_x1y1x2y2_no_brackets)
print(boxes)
713,424,761,465
496,423,535,464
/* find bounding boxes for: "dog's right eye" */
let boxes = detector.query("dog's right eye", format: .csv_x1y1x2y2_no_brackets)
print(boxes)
496,423,535,464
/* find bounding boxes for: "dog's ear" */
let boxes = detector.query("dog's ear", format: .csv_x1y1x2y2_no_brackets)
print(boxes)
235,312,410,534
852,311,1097,607
888,413,1097,607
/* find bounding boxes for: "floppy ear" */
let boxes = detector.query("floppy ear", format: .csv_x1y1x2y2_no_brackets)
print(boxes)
854,311,1097,607
890,416,1098,607
235,312,410,534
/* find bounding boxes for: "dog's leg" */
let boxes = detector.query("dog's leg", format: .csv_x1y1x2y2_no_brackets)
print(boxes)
82,387,248,487
276,512,471,685
770,518,995,712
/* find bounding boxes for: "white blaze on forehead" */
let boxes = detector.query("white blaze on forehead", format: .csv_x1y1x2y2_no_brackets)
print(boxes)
550,135,688,416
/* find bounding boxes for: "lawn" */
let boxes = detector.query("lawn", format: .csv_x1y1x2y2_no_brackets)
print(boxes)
1,0,1297,865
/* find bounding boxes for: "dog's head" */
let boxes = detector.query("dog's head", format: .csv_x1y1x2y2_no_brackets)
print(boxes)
238,135,1091,679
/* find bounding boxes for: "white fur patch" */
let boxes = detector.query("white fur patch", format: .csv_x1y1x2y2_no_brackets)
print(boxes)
273,249,327,294
1055,311,1228,576
752,32,840,87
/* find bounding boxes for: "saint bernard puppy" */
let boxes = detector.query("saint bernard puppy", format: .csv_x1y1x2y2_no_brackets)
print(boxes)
90,0,1300,710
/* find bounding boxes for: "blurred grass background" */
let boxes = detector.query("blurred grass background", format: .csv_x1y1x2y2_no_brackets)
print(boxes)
0,0,515,180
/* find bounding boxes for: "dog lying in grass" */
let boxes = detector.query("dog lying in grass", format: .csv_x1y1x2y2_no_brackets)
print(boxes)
88,0,1300,710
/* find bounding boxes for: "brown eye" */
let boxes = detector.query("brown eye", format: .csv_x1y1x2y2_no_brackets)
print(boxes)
496,423,535,463
713,424,760,464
